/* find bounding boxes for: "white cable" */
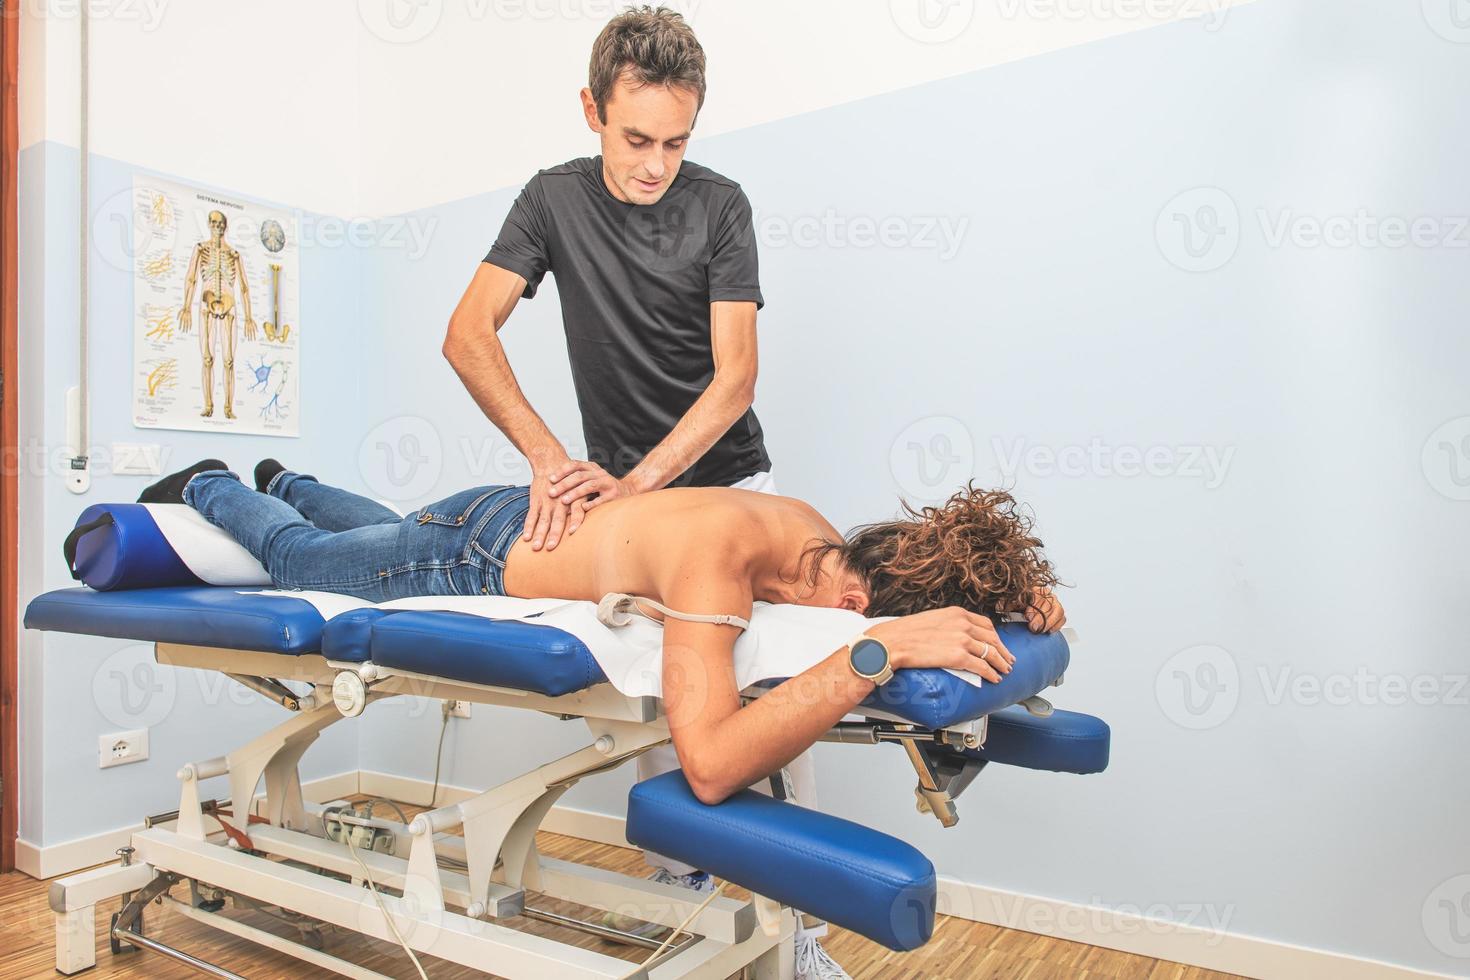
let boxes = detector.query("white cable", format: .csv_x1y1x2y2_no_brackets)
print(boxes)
618,879,728,980
427,709,451,807
344,826,429,980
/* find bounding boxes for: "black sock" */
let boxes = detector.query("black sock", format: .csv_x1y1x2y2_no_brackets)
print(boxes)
254,458,286,494
138,459,229,505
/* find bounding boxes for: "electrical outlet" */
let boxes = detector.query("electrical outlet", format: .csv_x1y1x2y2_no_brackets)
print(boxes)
445,700,471,719
99,730,149,769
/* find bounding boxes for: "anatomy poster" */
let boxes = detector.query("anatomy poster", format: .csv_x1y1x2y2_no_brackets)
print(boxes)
132,176,300,436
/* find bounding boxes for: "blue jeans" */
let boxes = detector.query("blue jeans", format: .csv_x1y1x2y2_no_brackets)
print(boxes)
182,469,531,600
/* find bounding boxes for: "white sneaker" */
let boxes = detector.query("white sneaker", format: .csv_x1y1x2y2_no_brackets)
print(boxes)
601,868,715,938
794,928,851,980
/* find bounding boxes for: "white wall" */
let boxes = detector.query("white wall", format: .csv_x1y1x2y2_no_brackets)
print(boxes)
353,0,1254,214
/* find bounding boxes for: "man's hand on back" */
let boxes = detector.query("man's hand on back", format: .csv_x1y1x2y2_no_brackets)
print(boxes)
545,460,641,534
524,453,579,552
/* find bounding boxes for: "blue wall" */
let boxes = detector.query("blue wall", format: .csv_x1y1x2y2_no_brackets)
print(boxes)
351,2,1470,974
20,145,369,845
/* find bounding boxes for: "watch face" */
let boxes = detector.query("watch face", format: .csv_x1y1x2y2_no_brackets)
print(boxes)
851,638,889,677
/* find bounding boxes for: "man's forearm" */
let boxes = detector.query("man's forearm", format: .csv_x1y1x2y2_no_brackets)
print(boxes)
625,370,754,492
443,318,564,465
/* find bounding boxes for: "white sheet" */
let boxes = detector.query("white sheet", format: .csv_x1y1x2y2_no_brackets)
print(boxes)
146,504,271,586
249,590,980,699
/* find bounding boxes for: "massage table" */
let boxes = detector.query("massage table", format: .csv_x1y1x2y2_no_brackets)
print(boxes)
25,504,1111,979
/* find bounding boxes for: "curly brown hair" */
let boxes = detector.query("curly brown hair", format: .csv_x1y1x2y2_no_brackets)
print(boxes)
803,484,1060,619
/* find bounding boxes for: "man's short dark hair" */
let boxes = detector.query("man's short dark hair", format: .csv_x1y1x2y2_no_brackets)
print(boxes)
589,5,706,124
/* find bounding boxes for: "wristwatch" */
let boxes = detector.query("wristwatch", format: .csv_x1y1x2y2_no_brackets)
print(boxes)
847,634,894,686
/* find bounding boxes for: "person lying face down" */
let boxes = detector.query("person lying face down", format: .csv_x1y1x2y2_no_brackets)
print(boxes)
152,460,1066,806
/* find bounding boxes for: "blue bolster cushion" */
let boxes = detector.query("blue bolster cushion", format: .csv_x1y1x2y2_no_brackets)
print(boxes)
63,503,269,591
626,771,937,951
65,504,199,591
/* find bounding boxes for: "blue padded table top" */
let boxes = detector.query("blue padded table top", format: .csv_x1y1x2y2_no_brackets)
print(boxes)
26,588,1073,731
357,608,1069,729
24,587,327,656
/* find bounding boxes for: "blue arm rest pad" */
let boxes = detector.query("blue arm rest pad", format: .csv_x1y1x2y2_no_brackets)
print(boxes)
23,587,325,655
860,623,1070,729
964,704,1110,774
364,611,607,696
626,772,937,951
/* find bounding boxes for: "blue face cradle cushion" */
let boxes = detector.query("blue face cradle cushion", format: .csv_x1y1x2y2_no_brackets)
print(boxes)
30,502,1109,960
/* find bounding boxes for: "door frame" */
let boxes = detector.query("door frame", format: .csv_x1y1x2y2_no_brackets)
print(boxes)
2,0,21,874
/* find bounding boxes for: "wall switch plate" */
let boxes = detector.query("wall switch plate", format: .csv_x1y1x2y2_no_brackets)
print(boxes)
112,443,164,476
99,730,149,769
65,386,91,495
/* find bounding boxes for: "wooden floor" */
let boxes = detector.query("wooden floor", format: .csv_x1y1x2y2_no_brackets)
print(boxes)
0,811,1248,980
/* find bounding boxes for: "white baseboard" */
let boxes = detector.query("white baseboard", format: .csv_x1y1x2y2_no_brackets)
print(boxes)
15,770,362,881
932,876,1454,980
16,768,1456,980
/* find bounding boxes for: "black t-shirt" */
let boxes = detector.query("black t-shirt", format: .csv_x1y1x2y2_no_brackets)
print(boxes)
484,156,771,488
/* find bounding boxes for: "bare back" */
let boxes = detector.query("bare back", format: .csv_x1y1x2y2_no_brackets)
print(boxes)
502,486,841,613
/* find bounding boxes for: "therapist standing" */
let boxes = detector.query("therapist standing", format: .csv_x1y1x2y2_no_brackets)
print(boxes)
442,8,849,979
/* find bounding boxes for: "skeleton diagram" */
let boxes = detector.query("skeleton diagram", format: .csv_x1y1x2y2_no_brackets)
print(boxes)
178,211,257,419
